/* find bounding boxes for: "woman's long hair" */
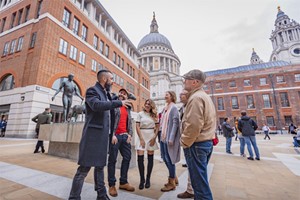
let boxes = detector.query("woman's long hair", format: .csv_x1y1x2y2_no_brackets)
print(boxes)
143,99,158,122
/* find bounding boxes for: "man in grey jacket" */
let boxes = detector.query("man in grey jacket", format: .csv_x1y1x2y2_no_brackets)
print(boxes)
32,108,52,153
222,117,234,154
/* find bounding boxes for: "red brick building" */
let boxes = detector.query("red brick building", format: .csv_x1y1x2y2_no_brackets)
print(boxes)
0,0,150,137
204,61,300,132
203,7,300,132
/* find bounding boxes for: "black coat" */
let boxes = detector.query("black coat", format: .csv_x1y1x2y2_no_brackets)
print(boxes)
222,122,234,138
238,116,258,137
78,82,122,167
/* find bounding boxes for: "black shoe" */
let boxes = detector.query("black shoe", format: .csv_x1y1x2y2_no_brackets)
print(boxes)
33,150,39,153
226,151,233,154
139,181,145,190
145,179,150,189
255,157,260,160
182,164,187,168
97,194,110,200
247,157,254,160
41,148,45,153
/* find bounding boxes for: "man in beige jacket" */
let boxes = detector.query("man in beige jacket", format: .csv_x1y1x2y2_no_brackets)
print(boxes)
180,69,216,200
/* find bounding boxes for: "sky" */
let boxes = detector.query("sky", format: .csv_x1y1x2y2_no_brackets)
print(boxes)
100,0,300,75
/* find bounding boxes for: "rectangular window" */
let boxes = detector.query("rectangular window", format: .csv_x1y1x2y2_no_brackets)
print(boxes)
93,35,98,49
284,116,293,126
260,78,267,85
98,63,103,71
62,8,71,27
99,40,104,54
59,38,68,55
295,74,300,82
9,39,17,54
91,59,97,71
72,17,80,35
81,24,87,41
132,68,135,78
117,55,120,67
246,95,255,109
262,94,272,108
276,75,285,83
121,58,124,69
0,17,6,33
17,9,23,25
231,96,239,109
105,44,109,58
217,97,224,110
215,82,222,89
29,32,37,48
2,42,10,56
244,79,251,86
24,6,30,22
10,12,17,28
36,0,43,18
229,81,236,87
112,52,116,63
266,116,275,126
16,36,24,51
280,92,290,107
79,51,86,65
69,45,77,60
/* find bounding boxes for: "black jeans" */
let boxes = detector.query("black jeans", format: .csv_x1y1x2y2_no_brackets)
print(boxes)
107,134,131,186
69,165,106,200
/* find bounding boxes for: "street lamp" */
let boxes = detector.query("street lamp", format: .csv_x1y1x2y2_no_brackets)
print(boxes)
268,74,283,134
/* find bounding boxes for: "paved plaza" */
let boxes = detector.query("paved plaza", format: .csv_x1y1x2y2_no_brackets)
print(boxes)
0,134,299,200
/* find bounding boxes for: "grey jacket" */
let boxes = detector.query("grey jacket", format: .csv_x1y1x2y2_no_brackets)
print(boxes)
32,111,51,129
222,122,234,138
238,116,258,137
113,106,133,136
163,104,181,164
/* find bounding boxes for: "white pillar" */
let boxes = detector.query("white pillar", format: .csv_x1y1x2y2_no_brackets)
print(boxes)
168,58,171,72
104,20,107,32
81,0,85,10
164,57,166,70
147,57,149,71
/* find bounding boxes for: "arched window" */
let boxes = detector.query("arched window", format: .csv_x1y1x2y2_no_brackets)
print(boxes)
0,74,14,91
51,77,82,95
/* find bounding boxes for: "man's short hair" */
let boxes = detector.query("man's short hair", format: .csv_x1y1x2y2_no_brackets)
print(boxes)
183,69,206,83
97,69,111,81
224,117,228,122
241,111,247,116
45,108,50,111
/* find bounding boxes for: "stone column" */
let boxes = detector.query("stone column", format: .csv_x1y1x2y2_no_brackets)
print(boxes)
164,57,166,70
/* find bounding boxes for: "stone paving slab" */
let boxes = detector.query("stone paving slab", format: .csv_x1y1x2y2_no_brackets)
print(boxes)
0,134,299,200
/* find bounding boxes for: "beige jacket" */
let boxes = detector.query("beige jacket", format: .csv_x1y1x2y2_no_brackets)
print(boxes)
181,87,216,148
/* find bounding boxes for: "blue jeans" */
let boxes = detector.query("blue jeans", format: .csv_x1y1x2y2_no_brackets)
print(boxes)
69,166,106,200
225,137,232,153
107,134,131,186
293,137,300,147
244,136,260,158
184,141,213,200
239,137,245,155
160,141,176,178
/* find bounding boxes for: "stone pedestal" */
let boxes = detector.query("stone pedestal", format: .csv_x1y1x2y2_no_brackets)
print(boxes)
39,121,137,168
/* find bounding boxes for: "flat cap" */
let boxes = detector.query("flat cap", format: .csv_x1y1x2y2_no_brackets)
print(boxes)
183,69,206,83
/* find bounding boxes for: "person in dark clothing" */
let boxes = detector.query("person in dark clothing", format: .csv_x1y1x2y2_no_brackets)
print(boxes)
222,118,234,154
68,70,131,200
238,111,260,161
289,123,297,134
0,115,7,137
107,88,135,197
32,108,52,153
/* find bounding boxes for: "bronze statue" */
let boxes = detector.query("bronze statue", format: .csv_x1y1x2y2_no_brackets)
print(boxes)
52,74,83,122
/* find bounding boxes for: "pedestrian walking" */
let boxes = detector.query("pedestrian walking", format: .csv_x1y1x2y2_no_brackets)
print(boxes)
238,111,260,161
262,124,271,140
0,115,7,137
32,108,52,153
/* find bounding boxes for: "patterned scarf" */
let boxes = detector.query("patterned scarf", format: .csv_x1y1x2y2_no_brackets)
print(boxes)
160,102,174,142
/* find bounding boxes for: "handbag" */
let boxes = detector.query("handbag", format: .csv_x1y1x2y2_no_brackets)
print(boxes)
212,132,219,146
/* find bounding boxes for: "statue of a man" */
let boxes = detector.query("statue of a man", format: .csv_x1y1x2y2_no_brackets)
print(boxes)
52,74,83,122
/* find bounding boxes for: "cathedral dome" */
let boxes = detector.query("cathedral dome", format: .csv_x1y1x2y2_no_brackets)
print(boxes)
138,32,172,50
